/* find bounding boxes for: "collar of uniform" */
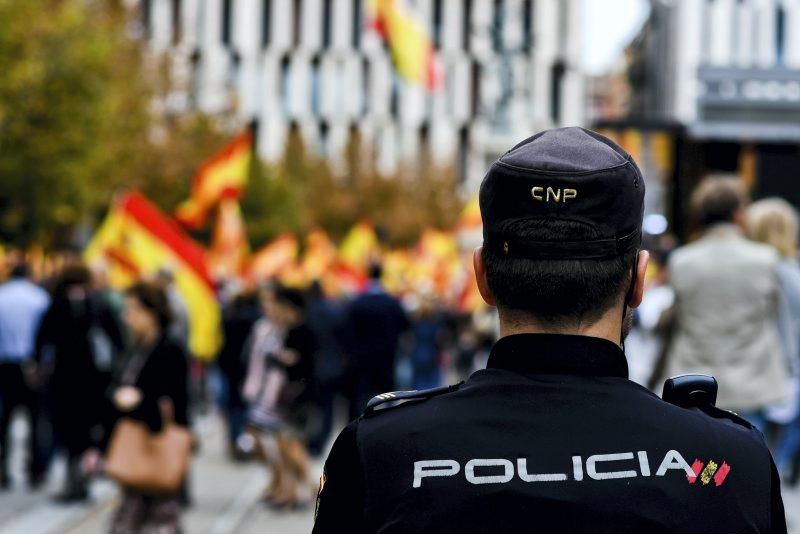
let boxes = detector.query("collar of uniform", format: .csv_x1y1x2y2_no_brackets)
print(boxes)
486,333,628,378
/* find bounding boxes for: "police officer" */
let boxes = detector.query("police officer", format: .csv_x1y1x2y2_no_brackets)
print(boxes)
312,127,786,533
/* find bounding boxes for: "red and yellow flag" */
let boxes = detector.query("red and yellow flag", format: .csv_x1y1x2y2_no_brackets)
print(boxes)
207,199,250,279
84,193,221,360
338,221,380,274
367,0,441,90
175,130,253,229
248,234,299,281
300,229,337,282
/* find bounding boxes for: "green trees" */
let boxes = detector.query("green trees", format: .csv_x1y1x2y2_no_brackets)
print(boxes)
0,0,223,247
0,0,463,250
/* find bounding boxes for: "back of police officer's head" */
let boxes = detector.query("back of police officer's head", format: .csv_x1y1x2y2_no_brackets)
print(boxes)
474,127,648,332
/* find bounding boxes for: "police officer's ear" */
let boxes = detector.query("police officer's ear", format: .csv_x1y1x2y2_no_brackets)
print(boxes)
473,247,496,307
627,250,651,309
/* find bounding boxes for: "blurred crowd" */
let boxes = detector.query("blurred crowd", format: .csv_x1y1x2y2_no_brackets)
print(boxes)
4,174,800,530
628,176,800,487
0,249,496,531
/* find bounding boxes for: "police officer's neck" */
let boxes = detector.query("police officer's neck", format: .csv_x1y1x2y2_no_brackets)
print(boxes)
497,304,625,347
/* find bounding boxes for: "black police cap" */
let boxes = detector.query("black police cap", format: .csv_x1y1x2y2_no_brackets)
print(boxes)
480,127,645,260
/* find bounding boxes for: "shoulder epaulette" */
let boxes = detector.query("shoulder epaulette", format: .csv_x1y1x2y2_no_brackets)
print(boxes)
698,405,755,430
363,382,463,417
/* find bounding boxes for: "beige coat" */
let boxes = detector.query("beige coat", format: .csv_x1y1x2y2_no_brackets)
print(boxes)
665,224,789,411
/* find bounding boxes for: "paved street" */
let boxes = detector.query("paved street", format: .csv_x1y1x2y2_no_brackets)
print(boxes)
0,414,316,533
1,412,800,533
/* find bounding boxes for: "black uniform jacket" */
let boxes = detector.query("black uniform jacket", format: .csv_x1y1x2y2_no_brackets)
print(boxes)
313,334,786,533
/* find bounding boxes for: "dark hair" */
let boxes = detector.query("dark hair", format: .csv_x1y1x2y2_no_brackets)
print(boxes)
126,281,173,331
10,263,29,279
273,285,306,313
482,219,637,327
53,263,92,296
690,176,748,228
368,262,383,281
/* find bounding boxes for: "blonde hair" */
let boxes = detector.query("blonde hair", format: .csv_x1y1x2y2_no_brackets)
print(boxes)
746,198,799,259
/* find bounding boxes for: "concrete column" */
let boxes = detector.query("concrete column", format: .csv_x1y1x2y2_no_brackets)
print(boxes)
470,0,493,59
331,0,353,52
150,0,172,52
272,0,294,52
301,0,322,52
343,56,364,120
431,118,457,164
369,56,393,121
735,0,755,67
709,0,735,66
531,0,558,126
180,0,201,50
783,0,800,67
287,54,312,120
441,0,463,52
755,0,777,67
197,0,230,113
233,0,262,119
376,124,399,176
449,55,471,125
674,0,703,122
504,0,525,51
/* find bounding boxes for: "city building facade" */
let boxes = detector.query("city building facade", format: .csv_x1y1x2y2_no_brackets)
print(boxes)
597,0,800,239
133,0,584,187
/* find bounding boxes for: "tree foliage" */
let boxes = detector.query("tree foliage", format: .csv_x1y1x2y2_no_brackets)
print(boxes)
0,0,224,247
0,0,464,250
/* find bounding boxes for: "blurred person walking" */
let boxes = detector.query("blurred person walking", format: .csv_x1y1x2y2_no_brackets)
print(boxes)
244,285,316,508
746,198,800,480
408,296,446,390
107,281,191,534
217,289,261,459
662,177,789,429
0,263,50,489
305,281,345,457
342,263,409,419
35,264,124,502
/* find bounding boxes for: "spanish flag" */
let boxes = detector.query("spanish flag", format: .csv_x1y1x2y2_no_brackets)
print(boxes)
248,233,299,281
84,193,221,361
338,221,380,274
367,0,441,90
208,198,250,279
175,130,253,229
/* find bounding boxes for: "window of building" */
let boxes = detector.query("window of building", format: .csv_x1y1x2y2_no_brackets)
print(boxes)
463,0,472,51
362,57,371,116
262,0,272,48
280,55,292,115
492,0,505,51
171,0,182,44
222,0,233,45
777,3,786,64
457,126,469,184
470,60,481,117
352,0,362,48
293,0,303,47
390,79,399,119
433,0,443,50
141,0,152,39
522,0,533,51
322,0,332,48
311,54,321,117
550,60,565,124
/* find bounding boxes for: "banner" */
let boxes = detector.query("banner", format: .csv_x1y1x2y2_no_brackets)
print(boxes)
175,130,253,229
84,193,221,360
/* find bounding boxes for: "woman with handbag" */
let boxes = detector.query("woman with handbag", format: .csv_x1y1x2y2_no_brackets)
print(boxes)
106,281,191,534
